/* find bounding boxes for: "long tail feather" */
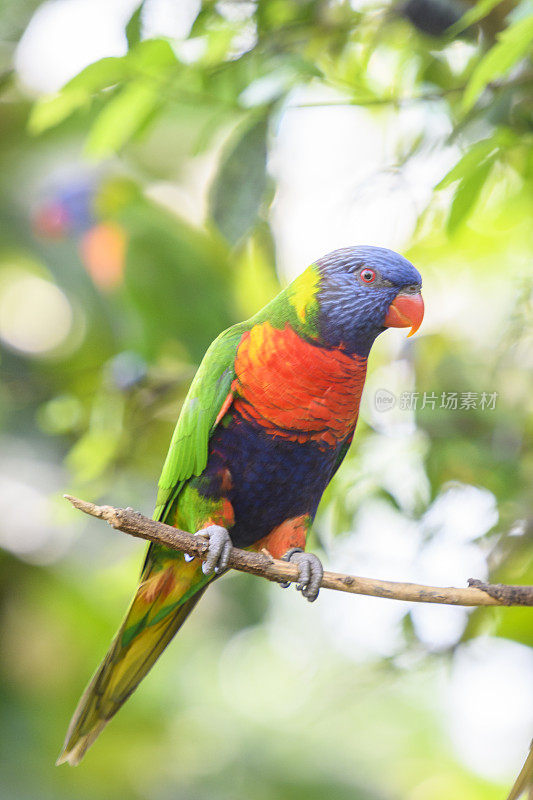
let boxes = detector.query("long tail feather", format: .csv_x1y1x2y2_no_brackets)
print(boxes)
57,552,208,765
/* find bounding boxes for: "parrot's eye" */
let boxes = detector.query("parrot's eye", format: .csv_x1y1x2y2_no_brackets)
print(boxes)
360,268,376,284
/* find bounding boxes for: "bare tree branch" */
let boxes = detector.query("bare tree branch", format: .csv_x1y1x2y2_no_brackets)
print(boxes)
290,74,533,110
64,495,533,607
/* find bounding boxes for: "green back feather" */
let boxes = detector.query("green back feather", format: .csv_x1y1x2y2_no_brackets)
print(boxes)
153,321,248,522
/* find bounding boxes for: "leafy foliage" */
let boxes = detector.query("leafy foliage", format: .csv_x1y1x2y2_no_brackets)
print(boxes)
209,114,270,244
0,1,532,799
463,13,533,111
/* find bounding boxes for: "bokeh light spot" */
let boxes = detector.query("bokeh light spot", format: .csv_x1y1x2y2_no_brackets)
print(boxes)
79,222,127,290
37,394,84,434
0,272,73,355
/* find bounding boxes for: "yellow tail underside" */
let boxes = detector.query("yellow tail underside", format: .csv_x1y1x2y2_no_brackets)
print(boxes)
57,553,209,766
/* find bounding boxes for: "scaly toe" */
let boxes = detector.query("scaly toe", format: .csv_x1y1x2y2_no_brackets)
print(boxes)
195,525,233,575
217,537,233,572
295,557,310,592
281,548,323,603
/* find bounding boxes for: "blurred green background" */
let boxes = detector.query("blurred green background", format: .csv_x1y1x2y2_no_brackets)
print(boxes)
0,1,532,798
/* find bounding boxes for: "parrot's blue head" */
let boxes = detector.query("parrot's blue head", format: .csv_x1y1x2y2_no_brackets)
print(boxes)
314,245,424,357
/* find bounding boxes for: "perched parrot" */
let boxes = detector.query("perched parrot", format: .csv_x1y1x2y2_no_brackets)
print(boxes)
57,245,424,765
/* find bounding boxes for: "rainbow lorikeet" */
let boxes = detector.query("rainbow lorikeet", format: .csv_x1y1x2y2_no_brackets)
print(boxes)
57,245,423,765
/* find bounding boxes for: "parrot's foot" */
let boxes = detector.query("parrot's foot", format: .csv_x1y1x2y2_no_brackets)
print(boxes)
280,547,323,603
195,525,233,575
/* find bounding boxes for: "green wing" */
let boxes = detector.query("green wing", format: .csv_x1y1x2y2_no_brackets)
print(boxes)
154,321,247,522
56,322,250,766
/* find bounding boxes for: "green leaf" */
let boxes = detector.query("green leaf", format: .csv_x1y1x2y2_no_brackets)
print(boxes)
28,41,177,137
28,57,129,134
436,137,498,189
447,0,506,37
209,115,269,245
463,14,533,112
126,3,144,49
29,88,88,135
85,81,159,158
447,153,496,233
65,56,130,93
129,38,178,77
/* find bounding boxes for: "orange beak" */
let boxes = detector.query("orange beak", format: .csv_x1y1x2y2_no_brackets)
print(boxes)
384,292,424,337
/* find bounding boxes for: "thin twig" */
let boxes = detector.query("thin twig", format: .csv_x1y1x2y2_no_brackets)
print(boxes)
64,496,533,607
289,74,533,111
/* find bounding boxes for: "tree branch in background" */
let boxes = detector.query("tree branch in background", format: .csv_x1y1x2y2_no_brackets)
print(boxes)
65,496,533,608
290,73,533,110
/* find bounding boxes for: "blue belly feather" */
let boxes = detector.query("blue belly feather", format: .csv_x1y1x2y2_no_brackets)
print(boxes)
193,409,347,548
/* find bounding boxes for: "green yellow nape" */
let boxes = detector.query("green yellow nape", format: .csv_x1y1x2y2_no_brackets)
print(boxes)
287,264,321,336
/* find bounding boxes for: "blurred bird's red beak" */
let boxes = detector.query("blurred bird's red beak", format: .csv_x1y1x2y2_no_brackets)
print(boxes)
384,292,424,337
